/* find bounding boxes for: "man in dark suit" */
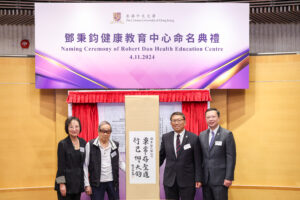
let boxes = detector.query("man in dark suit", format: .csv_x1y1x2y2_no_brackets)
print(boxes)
160,112,202,200
199,108,236,200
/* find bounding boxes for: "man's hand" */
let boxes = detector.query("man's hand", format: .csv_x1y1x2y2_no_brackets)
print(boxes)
85,186,92,195
224,179,232,187
195,182,202,188
59,183,66,197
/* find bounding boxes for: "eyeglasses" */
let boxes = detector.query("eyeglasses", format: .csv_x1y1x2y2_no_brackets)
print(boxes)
171,119,185,123
99,129,111,134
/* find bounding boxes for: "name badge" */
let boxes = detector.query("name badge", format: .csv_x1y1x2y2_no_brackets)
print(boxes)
183,143,191,150
111,151,117,158
215,141,222,146
80,147,85,152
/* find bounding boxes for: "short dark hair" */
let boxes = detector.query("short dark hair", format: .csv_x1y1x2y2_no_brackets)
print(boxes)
98,121,112,132
65,116,81,134
205,108,220,117
170,112,186,121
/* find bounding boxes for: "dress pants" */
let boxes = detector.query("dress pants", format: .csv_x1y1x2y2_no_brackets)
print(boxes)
91,181,119,200
202,185,228,200
164,178,195,200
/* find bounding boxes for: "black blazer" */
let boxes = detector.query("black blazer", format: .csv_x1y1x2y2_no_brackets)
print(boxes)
160,130,202,187
199,126,236,185
55,136,86,194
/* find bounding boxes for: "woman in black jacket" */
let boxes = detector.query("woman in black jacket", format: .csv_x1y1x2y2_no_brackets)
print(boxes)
55,116,86,200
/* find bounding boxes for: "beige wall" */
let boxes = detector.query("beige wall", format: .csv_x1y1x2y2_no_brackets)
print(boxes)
211,55,300,199
0,57,67,199
0,55,299,199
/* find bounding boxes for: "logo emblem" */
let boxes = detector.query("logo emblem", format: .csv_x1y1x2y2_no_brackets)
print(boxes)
113,12,121,22
111,12,123,24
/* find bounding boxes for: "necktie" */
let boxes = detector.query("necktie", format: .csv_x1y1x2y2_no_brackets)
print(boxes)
176,134,181,154
209,131,215,148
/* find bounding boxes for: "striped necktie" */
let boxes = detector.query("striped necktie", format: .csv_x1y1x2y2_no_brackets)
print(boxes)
176,134,181,154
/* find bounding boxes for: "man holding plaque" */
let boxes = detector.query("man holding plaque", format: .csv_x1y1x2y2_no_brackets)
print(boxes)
160,112,202,200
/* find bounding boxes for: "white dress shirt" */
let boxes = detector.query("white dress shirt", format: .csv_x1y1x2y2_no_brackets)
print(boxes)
173,129,185,157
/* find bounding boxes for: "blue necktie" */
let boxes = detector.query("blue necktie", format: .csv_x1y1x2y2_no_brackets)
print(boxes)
209,131,215,148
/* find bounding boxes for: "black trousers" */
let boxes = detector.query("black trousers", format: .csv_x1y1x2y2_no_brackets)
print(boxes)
164,179,195,200
202,185,228,200
91,181,119,200
57,192,81,200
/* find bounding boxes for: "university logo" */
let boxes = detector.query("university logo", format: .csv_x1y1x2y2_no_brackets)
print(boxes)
112,12,123,24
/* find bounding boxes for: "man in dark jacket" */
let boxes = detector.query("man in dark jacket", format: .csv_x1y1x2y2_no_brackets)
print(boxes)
160,112,202,200
83,121,125,200
199,108,236,200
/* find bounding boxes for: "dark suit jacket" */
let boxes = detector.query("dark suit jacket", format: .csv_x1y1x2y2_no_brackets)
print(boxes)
199,126,236,186
160,130,202,187
55,136,86,194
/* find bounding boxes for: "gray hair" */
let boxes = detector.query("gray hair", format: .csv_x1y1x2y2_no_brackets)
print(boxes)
98,121,112,132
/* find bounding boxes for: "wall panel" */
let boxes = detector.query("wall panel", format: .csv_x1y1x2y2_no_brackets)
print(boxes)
0,57,57,198
230,187,300,200
226,54,300,199
0,188,56,200
210,89,228,129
